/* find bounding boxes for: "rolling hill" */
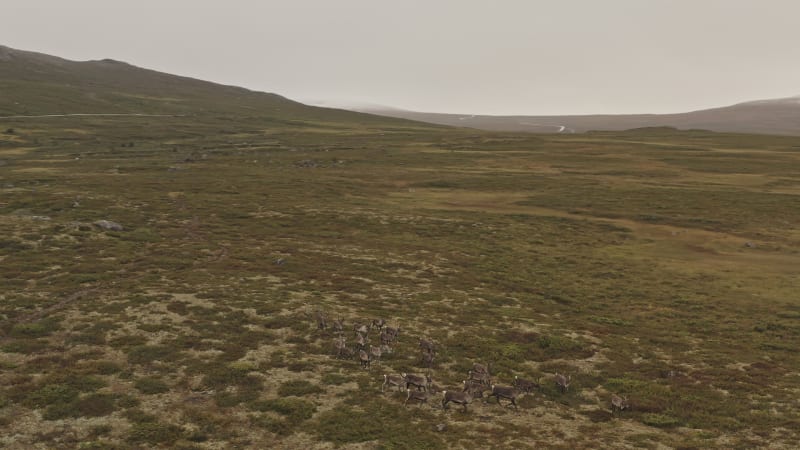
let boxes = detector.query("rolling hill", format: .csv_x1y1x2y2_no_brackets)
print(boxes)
351,96,800,136
0,44,431,129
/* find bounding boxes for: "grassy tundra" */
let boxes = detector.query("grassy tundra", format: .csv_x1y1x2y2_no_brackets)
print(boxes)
1,113,799,449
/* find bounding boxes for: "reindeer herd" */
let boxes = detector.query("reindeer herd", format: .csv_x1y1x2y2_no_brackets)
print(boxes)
309,309,630,416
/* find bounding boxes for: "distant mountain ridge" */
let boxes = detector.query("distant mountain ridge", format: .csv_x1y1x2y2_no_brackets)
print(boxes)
3,44,798,136
350,96,800,136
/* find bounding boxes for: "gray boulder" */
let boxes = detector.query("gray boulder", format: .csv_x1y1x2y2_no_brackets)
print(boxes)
93,220,124,231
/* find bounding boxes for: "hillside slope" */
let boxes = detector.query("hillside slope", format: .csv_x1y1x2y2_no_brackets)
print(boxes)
0,45,430,129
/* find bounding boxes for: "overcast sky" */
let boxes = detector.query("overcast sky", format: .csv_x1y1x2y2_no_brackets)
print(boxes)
3,0,800,115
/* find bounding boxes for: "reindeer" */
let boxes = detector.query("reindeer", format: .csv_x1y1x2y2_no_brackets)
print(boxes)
513,375,541,393
354,323,369,337
427,376,444,394
402,373,429,392
420,351,435,368
468,369,491,386
611,394,630,415
358,350,371,370
369,345,382,365
371,318,386,330
339,346,354,359
381,328,398,347
354,332,367,351
314,310,327,330
404,389,429,407
462,380,489,399
489,385,520,410
555,373,571,393
418,339,437,355
472,362,490,375
383,326,400,341
382,374,404,393
332,336,348,358
332,317,344,334
442,390,473,412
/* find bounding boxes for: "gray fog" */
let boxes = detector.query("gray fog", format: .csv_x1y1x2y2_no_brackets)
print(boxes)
3,0,800,115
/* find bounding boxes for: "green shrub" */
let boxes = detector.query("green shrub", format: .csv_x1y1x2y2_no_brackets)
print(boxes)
250,414,292,435
1,339,48,354
126,345,178,365
26,384,79,408
88,424,113,437
200,365,250,389
248,398,316,422
127,422,184,445
315,401,442,448
134,377,170,395
74,393,118,417
277,380,323,397
213,391,248,408
58,374,106,392
321,372,349,385
43,402,75,420
10,319,59,338
82,360,123,375
123,409,156,424
641,413,681,428
116,394,140,409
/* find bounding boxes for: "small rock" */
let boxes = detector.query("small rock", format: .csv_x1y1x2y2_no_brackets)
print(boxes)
294,159,318,168
68,222,93,232
93,220,124,231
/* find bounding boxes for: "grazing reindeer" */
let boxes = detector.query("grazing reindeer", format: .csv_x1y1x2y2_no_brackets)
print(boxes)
383,326,400,341
332,317,344,334
380,330,392,346
442,390,473,412
555,373,571,393
369,345,382,365
381,329,399,346
358,350,371,370
402,373,429,392
355,332,367,350
382,374,404,393
427,376,444,394
468,369,491,386
472,362,490,375
420,351,435,368
333,337,348,358
354,323,369,337
462,380,489,400
371,318,386,330
489,385,520,410
314,310,328,330
339,346,354,359
611,394,630,415
404,389,429,407
513,375,541,393
419,339,437,355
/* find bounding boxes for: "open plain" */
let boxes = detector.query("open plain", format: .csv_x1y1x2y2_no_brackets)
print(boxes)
1,111,800,449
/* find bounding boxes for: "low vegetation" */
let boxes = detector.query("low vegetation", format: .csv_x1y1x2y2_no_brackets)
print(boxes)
1,111,799,448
